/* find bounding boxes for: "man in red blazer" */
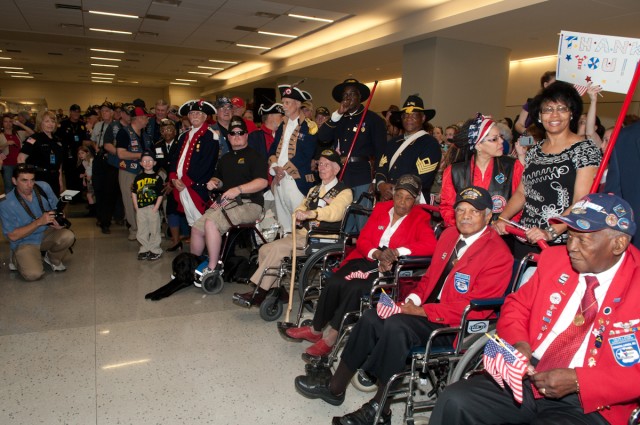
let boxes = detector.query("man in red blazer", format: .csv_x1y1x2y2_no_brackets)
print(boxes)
286,174,437,358
430,193,640,425
295,186,513,425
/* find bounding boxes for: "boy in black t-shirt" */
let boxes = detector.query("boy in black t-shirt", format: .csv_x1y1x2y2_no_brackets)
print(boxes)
131,150,164,260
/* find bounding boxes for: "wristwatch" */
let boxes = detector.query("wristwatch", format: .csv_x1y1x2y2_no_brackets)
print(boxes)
545,225,559,241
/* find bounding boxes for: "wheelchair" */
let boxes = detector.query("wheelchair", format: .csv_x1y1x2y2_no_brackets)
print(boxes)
232,194,374,322
194,194,269,295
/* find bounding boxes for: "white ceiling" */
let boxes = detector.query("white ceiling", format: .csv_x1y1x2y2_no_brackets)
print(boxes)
0,0,637,93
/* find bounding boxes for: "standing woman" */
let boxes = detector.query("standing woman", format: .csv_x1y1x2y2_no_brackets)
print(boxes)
494,81,602,258
18,111,64,196
0,113,34,192
439,114,524,227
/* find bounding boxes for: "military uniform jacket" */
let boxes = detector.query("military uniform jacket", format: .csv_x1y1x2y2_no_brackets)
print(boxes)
268,116,318,195
375,132,442,198
498,245,640,424
317,105,386,187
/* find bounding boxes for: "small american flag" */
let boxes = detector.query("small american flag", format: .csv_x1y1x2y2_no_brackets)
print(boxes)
483,334,529,403
345,268,377,281
376,291,402,319
574,84,588,96
210,198,230,210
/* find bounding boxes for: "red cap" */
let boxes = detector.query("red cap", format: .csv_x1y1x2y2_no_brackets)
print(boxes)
231,96,245,108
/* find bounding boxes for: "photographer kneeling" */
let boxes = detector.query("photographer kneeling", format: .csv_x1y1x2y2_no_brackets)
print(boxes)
0,164,75,280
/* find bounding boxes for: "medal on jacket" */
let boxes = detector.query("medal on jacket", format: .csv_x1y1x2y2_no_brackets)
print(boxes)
573,313,585,326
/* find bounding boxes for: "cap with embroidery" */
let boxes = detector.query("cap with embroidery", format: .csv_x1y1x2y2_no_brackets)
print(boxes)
394,174,422,199
550,193,636,236
454,186,493,211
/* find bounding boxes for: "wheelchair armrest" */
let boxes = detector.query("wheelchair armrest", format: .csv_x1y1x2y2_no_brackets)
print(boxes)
397,256,432,266
469,297,505,312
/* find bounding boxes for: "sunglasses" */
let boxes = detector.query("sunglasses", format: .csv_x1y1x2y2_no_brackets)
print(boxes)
229,130,246,136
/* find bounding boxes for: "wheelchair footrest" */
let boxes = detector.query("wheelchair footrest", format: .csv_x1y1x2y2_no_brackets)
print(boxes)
276,321,302,342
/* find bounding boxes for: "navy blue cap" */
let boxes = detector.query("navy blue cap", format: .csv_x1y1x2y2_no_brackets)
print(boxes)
454,186,493,211
549,193,636,236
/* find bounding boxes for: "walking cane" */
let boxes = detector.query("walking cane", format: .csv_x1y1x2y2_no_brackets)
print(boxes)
285,213,297,323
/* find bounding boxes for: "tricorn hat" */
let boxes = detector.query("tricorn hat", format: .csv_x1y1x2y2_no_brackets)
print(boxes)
278,84,311,103
258,103,285,116
178,99,216,116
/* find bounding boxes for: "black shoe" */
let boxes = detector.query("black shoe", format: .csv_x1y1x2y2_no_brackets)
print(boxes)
101,226,111,234
137,252,150,261
166,241,183,252
294,374,344,406
147,252,162,261
332,401,391,425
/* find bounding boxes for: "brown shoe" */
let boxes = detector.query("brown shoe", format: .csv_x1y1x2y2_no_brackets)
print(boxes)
233,288,267,306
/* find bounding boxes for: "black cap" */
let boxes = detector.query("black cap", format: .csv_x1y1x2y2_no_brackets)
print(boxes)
229,115,248,133
318,149,342,169
315,106,330,117
132,98,146,108
140,149,155,161
394,174,422,199
454,186,493,211
70,104,81,112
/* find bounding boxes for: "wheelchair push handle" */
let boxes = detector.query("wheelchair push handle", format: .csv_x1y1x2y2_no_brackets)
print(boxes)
504,225,549,250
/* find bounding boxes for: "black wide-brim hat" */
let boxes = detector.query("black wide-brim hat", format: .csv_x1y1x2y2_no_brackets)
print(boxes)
179,99,216,116
331,78,370,103
391,94,436,127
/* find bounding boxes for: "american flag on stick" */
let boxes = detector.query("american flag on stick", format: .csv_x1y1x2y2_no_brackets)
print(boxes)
574,83,588,96
345,268,377,281
376,290,402,319
482,333,529,403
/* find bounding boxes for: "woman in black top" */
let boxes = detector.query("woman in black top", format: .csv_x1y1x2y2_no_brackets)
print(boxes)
494,81,602,258
18,111,64,196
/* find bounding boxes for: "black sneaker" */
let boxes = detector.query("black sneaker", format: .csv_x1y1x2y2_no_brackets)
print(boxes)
137,252,150,260
147,252,162,261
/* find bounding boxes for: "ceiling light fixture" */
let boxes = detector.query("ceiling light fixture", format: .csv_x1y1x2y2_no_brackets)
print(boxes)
90,28,133,35
0,57,12,60
170,82,190,86
90,56,122,61
176,78,197,82
188,71,211,75
90,48,125,54
287,13,333,23
11,75,34,78
258,31,297,39
91,72,115,76
92,80,113,83
0,66,23,69
89,10,139,19
510,54,558,64
91,63,119,68
4,71,29,74
92,76,113,80
197,66,223,70
209,59,237,64
236,43,270,50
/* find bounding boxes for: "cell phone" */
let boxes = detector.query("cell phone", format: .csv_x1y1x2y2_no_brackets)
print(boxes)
519,135,535,146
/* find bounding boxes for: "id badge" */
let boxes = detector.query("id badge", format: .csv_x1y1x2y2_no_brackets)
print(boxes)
74,135,79,142
50,153,56,165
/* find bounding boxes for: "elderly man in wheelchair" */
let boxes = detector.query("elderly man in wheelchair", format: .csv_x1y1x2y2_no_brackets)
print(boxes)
294,186,513,425
189,116,268,280
232,148,353,307
430,193,640,425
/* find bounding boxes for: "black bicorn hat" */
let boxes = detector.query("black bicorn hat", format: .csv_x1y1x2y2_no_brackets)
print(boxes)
178,99,216,116
278,84,312,103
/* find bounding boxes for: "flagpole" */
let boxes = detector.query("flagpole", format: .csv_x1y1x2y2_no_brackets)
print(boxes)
590,60,640,193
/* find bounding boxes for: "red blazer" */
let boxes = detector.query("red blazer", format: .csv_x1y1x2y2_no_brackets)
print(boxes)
343,201,437,264
498,245,640,424
411,226,513,324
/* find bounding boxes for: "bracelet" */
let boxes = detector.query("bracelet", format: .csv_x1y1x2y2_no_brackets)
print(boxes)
545,225,559,241
575,378,580,393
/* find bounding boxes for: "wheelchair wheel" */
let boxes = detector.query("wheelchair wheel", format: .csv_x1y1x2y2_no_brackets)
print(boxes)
259,294,283,322
202,272,224,295
297,243,343,304
351,369,377,392
449,330,493,383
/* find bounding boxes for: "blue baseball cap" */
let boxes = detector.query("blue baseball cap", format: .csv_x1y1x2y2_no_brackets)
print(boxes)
549,193,636,236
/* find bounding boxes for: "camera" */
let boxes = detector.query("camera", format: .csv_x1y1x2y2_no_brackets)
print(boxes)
518,133,535,147
48,193,75,228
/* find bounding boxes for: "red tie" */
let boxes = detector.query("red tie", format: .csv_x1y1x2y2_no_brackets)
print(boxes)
532,276,599,397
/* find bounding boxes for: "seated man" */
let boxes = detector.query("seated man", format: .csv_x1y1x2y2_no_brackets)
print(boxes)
233,149,352,306
190,116,268,276
0,164,75,281
286,175,438,358
430,193,640,425
294,186,513,425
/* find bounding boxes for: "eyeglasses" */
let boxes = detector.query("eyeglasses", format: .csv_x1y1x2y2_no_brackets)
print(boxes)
229,130,246,136
541,105,570,114
483,135,504,143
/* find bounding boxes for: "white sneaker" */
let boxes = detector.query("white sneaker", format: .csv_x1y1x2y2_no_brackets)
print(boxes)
8,261,17,271
44,253,67,272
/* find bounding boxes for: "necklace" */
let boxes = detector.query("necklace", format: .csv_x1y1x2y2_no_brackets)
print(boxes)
573,299,599,327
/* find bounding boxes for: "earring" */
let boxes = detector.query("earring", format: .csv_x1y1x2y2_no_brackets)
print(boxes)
538,118,542,123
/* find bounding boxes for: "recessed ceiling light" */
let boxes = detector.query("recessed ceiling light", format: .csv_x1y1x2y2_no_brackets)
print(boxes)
91,48,125,54
258,31,297,39
91,72,115,76
170,82,190,86
90,56,122,62
92,76,113,80
4,71,29,74
188,71,211,75
91,63,119,68
89,10,139,19
288,13,333,23
0,66,22,69
236,43,270,50
11,75,34,78
197,66,223,70
209,59,238,64
90,28,133,35
92,80,113,83
0,57,13,60
176,78,197,82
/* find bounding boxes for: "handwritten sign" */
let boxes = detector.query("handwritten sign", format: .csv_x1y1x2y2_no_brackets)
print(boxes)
557,30,640,94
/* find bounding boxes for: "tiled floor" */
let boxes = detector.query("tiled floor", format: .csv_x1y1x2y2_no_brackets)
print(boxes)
0,214,420,425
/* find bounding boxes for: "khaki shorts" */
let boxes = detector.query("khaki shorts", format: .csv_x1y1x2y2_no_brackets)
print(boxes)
192,201,262,235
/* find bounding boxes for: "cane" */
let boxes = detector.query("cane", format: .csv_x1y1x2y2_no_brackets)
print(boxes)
338,80,379,181
285,213,297,323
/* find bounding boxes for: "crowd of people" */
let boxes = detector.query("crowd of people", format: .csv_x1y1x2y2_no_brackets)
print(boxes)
1,73,640,424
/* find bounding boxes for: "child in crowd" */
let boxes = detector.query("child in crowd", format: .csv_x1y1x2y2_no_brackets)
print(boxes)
77,146,96,216
131,150,164,261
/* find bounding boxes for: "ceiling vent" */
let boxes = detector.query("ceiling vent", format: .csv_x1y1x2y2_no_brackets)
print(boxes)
59,23,83,29
152,0,181,6
235,26,257,32
145,14,170,21
138,31,159,37
55,3,82,10
5,49,21,53
48,52,63,56
255,12,279,19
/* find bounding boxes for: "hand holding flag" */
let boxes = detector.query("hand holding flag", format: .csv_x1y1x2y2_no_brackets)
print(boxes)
345,268,378,281
482,333,529,403
376,290,402,319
